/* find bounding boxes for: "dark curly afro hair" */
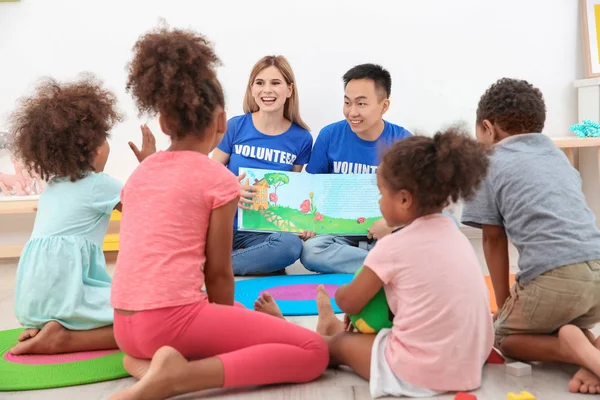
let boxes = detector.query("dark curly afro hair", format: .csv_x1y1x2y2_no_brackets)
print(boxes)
8,74,123,182
126,23,225,139
380,124,490,213
476,78,546,135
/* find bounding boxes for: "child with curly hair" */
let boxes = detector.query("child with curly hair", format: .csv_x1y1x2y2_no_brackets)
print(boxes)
463,78,600,394
109,25,328,400
306,127,494,398
8,75,124,355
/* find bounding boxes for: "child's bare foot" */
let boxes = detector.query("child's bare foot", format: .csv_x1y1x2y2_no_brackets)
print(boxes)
254,292,284,319
109,346,188,400
559,325,600,394
123,355,151,379
17,328,40,342
9,321,69,355
316,285,344,336
569,367,600,394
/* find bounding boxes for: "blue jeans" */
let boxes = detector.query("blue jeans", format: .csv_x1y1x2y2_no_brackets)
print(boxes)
232,230,303,276
300,236,376,274
300,212,460,274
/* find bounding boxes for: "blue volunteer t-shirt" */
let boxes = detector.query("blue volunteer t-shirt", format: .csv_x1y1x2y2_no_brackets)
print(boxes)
217,112,313,229
305,120,412,174
218,113,313,176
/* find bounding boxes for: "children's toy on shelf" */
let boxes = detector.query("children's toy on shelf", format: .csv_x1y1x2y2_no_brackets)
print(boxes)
0,131,9,150
0,157,45,198
569,119,600,138
0,130,45,199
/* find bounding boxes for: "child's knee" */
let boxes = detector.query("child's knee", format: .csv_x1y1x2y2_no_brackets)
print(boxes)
292,333,330,383
308,335,330,380
272,233,302,261
299,236,334,269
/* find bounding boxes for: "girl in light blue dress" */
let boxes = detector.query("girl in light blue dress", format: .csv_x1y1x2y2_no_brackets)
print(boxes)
8,75,124,355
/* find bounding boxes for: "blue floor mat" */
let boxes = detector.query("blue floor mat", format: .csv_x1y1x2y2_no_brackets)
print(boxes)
234,274,353,316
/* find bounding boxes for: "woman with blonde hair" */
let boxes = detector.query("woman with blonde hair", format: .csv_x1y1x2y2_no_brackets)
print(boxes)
212,55,314,275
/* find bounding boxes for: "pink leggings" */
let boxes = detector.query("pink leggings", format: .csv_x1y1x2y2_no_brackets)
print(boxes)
113,301,329,388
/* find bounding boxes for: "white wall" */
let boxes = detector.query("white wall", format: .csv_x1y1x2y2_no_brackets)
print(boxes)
0,0,586,246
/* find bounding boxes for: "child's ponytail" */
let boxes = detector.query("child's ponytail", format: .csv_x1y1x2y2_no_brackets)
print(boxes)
431,125,490,204
126,23,225,139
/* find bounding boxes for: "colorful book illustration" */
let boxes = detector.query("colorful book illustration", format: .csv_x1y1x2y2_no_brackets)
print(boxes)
238,167,381,236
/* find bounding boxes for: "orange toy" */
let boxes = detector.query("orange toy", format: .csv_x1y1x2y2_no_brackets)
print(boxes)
485,274,516,313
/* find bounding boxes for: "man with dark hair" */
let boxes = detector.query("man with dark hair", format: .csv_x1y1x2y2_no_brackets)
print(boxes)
302,64,412,274
342,63,392,103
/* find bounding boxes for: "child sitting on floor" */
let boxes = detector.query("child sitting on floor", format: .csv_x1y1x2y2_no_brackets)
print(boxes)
462,77,600,395
108,25,328,400
257,126,494,398
8,75,124,355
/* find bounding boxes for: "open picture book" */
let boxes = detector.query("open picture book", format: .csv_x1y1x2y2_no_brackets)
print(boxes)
237,167,381,236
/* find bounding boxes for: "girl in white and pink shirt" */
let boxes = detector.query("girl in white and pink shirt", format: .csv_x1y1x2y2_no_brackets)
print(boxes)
314,127,494,398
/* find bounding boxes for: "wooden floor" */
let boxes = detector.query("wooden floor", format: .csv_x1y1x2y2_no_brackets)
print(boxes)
0,259,596,400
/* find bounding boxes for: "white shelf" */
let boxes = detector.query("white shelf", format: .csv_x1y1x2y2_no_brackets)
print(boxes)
574,77,600,88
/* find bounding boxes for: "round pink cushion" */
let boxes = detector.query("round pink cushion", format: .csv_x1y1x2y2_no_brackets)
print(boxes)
4,349,119,365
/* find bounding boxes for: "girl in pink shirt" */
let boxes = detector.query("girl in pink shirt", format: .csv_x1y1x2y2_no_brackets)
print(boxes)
313,127,495,397
109,25,328,400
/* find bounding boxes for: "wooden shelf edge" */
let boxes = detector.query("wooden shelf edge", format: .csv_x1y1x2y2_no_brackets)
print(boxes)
0,245,119,260
0,244,25,258
1,236,121,259
0,200,38,215
552,136,600,148
0,202,122,218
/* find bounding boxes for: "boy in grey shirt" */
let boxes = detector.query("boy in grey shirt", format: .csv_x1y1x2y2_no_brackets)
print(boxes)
463,78,600,394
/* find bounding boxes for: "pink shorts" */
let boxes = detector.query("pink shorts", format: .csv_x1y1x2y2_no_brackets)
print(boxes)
113,300,329,388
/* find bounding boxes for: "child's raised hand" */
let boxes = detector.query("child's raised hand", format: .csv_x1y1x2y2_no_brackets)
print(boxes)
237,172,256,210
129,125,157,163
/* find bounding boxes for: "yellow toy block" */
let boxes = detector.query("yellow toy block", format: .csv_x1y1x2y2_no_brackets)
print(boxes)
110,210,121,221
103,211,122,251
103,234,120,252
507,391,535,400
